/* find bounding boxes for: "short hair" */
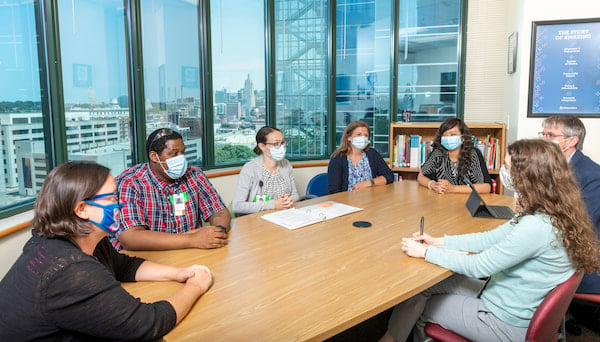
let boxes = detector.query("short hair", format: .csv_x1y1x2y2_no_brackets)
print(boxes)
542,115,586,150
32,161,110,238
146,128,184,157
254,126,282,155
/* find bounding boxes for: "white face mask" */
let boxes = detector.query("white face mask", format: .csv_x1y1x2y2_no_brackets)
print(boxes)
551,138,570,152
158,155,188,179
269,145,286,161
499,165,515,192
351,136,369,150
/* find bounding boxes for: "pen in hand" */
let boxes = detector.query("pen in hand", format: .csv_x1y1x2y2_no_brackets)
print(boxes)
419,216,424,244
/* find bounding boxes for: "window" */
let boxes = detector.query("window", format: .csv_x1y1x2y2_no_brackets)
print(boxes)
275,0,329,158
0,1,46,211
140,0,204,165
211,0,266,165
12,118,29,124
397,0,462,122
0,0,465,218
336,0,392,153
57,0,133,176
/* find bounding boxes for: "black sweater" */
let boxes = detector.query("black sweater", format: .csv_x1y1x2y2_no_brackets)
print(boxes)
327,148,394,194
0,231,176,341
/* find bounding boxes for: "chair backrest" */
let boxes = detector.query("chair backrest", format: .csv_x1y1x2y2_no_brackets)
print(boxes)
306,173,328,199
526,271,583,342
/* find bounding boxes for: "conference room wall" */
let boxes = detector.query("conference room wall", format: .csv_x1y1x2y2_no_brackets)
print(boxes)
462,0,600,164
0,165,328,278
505,0,600,163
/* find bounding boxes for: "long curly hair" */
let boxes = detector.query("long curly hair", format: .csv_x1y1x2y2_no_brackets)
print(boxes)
432,118,474,181
509,139,599,273
331,120,371,158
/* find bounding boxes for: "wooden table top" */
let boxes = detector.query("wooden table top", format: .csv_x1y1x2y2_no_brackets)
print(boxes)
122,181,516,341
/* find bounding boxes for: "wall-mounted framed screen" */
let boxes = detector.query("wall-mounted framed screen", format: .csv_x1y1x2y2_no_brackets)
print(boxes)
528,18,600,117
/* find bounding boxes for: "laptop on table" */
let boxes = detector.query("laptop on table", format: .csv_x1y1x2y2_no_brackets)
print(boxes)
463,176,515,219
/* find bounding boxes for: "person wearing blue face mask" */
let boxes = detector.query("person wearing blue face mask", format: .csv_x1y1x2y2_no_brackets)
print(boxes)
418,118,491,194
327,120,394,194
111,128,231,251
232,126,300,215
0,161,214,341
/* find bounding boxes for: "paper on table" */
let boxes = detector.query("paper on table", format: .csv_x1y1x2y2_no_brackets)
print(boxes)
261,201,363,230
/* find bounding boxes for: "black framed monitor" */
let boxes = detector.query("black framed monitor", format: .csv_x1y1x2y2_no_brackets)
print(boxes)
464,177,515,220
527,18,600,118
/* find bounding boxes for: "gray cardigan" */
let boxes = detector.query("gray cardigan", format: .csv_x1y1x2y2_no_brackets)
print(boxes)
232,156,300,215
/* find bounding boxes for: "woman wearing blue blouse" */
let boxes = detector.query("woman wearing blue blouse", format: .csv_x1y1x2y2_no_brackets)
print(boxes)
381,139,599,342
327,120,394,194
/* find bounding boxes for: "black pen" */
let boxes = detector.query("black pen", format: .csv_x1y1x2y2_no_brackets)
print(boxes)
420,216,424,243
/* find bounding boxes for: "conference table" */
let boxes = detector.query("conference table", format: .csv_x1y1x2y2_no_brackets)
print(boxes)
122,181,516,341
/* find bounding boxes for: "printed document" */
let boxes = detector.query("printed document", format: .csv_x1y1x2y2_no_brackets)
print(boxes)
261,201,363,230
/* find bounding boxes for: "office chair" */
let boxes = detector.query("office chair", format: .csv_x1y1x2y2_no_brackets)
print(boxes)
573,292,600,305
305,173,328,199
424,271,583,342
569,291,600,334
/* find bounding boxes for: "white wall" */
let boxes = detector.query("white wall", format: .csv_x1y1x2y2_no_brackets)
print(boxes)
465,0,600,163
508,0,600,162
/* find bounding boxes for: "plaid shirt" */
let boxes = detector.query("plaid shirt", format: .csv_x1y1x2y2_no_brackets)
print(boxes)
110,163,226,250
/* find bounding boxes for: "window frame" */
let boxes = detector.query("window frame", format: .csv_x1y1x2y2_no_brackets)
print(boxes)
0,0,466,219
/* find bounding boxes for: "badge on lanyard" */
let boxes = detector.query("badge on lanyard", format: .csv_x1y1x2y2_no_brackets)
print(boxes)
170,192,188,216
253,194,269,202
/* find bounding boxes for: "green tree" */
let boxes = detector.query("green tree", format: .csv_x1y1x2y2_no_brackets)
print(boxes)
215,144,255,164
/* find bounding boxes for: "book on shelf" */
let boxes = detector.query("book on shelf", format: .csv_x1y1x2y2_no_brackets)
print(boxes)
394,134,433,168
473,135,500,170
409,135,421,168
261,201,363,230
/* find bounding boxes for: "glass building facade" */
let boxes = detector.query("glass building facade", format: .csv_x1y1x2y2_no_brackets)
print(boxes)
0,0,464,217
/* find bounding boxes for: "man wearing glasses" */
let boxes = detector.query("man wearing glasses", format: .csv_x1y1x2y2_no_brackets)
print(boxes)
540,116,600,334
110,128,231,251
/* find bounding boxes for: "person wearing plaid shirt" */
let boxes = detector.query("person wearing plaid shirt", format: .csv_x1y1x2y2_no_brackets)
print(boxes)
110,128,231,251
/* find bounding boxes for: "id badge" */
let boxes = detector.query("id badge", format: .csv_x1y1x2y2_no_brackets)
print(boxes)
253,194,269,202
170,192,188,216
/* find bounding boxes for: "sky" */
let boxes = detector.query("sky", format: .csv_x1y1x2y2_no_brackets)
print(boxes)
0,0,266,103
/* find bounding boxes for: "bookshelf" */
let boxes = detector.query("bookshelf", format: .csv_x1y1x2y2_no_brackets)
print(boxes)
388,122,507,193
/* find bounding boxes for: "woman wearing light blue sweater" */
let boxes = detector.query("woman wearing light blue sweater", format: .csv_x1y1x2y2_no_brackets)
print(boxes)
381,139,599,342
232,126,299,215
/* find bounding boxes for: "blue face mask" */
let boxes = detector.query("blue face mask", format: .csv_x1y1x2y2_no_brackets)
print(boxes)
441,136,462,150
159,155,188,179
84,193,124,234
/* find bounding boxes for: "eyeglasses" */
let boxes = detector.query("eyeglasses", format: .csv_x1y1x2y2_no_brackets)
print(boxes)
538,132,565,139
264,141,286,148
87,192,118,202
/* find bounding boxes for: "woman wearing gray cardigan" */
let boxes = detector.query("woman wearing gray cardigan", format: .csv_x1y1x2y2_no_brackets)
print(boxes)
232,126,300,215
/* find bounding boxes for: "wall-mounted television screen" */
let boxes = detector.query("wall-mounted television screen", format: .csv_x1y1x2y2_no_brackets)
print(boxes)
528,18,600,117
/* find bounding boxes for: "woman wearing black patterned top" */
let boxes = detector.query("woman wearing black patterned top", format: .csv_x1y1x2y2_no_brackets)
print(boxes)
0,161,213,341
417,118,491,194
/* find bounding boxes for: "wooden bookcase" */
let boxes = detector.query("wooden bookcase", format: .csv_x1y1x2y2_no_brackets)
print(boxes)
388,122,507,193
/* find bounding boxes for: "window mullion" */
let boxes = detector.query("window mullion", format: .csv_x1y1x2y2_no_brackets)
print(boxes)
124,0,148,165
